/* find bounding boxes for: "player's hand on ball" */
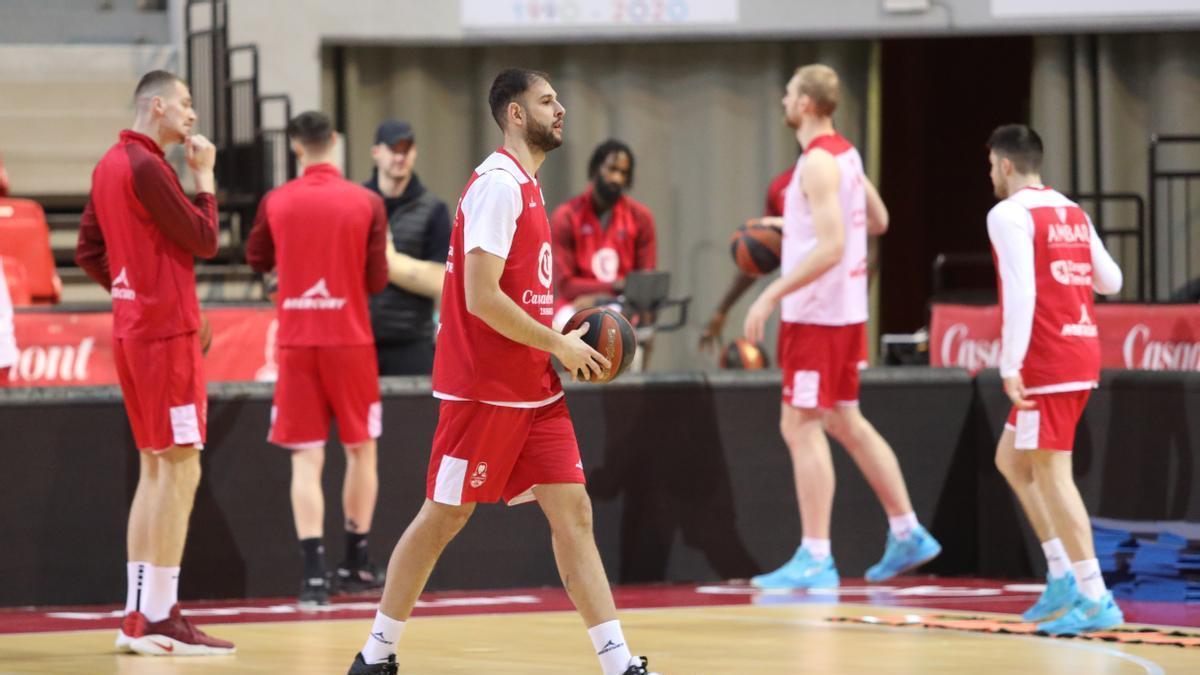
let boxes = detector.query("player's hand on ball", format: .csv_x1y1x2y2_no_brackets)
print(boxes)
1003,375,1034,410
557,324,611,382
185,134,217,172
743,293,775,346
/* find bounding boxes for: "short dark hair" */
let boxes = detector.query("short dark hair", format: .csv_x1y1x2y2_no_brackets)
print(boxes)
134,70,186,99
587,139,635,188
286,111,334,151
488,68,550,130
988,124,1043,175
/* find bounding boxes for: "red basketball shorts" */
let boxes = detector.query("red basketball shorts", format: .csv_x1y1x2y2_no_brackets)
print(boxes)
1005,389,1092,452
778,321,867,410
113,333,207,453
426,397,585,506
269,345,382,449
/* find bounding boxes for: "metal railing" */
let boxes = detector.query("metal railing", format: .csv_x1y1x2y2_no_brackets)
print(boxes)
1148,135,1200,301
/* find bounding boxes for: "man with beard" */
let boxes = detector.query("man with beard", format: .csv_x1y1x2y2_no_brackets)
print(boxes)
347,68,659,675
550,140,656,316
363,120,451,376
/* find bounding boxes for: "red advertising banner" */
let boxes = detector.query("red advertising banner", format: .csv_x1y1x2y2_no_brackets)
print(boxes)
931,303,1200,373
7,306,279,387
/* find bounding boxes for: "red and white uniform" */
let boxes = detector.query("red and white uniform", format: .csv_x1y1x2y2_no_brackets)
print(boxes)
988,185,1122,451
246,163,389,448
550,188,657,300
76,130,219,451
429,149,584,506
779,133,869,409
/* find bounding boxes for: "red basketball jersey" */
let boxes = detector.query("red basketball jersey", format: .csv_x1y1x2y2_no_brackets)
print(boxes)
993,187,1101,390
432,149,563,406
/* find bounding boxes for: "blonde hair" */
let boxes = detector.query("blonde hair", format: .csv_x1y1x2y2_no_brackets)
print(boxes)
794,64,840,116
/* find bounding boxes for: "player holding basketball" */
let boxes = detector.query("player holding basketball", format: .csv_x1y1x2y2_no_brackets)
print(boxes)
75,70,234,655
742,64,941,588
986,124,1125,634
347,69,659,675
246,111,390,606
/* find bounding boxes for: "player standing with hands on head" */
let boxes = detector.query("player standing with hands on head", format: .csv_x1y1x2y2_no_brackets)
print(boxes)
347,68,659,675
75,70,234,656
742,64,941,589
246,111,390,606
986,124,1125,634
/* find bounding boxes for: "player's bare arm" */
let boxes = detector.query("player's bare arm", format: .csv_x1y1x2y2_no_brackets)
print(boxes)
742,151,845,344
385,238,445,299
463,248,609,380
864,178,889,236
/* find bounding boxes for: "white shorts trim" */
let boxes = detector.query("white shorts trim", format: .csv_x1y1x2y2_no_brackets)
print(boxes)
1025,381,1097,395
432,390,565,409
367,401,382,438
169,404,202,446
433,456,468,506
1014,410,1041,450
790,371,819,409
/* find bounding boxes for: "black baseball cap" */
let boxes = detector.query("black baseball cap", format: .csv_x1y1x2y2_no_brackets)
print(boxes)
374,120,414,146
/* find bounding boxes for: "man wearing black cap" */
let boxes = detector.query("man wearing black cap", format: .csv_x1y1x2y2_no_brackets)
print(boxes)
364,120,452,375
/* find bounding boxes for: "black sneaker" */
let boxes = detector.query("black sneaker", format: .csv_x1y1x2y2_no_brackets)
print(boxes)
299,576,330,607
623,656,661,675
347,652,397,675
335,560,386,593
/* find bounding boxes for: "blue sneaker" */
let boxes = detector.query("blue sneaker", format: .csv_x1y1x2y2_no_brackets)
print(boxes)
1037,591,1124,635
751,547,840,589
1022,572,1077,622
864,525,942,582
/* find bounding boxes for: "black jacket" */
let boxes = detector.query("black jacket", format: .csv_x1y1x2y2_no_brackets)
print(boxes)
364,172,451,343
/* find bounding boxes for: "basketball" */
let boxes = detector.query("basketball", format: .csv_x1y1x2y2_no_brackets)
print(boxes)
561,307,637,383
720,338,770,370
729,221,782,276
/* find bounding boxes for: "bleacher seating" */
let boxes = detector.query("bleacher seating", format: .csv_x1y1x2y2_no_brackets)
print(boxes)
0,199,61,304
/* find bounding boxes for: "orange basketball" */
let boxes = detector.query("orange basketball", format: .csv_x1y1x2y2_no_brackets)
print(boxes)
729,222,782,277
561,307,637,383
720,338,770,370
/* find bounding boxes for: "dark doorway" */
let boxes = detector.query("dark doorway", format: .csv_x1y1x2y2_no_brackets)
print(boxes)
878,36,1033,334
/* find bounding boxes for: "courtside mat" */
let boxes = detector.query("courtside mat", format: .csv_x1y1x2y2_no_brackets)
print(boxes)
827,613,1200,647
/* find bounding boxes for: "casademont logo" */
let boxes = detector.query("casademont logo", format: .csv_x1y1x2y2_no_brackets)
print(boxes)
282,278,347,311
111,267,136,301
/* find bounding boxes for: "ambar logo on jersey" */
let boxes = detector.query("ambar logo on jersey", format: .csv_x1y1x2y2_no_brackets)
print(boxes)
1046,223,1091,246
282,278,347,310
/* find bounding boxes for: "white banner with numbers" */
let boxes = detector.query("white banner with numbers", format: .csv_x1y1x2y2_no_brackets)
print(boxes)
461,0,739,28
992,0,1200,17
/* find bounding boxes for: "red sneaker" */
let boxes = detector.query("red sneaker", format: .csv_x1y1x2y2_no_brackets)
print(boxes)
128,604,236,656
115,611,146,652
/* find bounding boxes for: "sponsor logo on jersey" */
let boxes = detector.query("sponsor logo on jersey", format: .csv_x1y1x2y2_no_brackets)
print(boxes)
282,278,348,311
1061,303,1098,337
537,242,553,288
111,267,136,301
1049,259,1093,286
1046,222,1090,246
469,462,488,488
591,247,620,283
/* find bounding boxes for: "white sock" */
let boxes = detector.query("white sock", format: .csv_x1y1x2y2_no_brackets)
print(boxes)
125,561,149,615
888,513,920,540
1072,558,1107,601
143,566,180,623
361,611,405,665
588,619,634,675
1041,539,1071,579
801,538,831,561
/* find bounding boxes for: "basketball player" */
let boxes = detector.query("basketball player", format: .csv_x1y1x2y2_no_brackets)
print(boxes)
742,64,941,588
246,111,390,606
75,70,234,655
347,69,658,675
986,124,1125,634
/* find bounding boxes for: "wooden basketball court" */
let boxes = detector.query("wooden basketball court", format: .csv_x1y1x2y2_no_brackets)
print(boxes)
1,585,1193,674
